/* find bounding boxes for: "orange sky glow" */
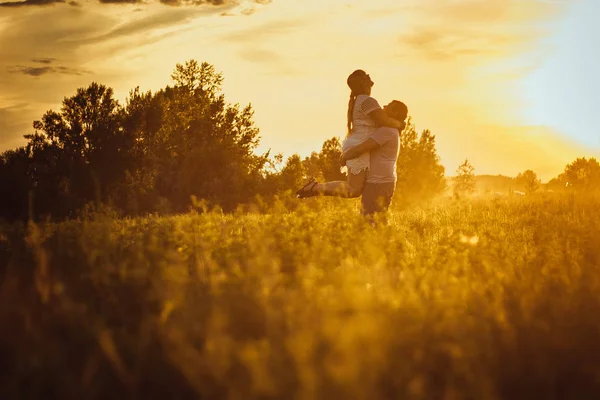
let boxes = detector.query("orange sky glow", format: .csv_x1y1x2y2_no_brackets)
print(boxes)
0,0,597,181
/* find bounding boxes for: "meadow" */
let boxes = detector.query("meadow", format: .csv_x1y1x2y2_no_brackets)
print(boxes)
1,193,600,399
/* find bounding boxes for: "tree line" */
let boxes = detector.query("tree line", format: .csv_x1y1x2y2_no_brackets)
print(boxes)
1,59,597,221
452,157,600,198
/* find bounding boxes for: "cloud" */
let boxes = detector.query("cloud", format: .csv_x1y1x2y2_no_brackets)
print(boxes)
398,0,558,62
399,28,530,61
218,17,315,72
0,6,110,55
396,0,563,63
0,0,66,7
221,18,314,44
8,66,52,76
0,0,268,6
77,8,205,43
8,64,90,76
9,57,90,77
32,57,57,64
238,48,280,63
237,48,301,75
410,0,564,24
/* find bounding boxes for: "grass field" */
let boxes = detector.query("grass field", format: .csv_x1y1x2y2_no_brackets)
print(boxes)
1,193,600,399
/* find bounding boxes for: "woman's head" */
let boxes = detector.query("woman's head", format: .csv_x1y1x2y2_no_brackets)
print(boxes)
347,69,373,96
384,100,408,122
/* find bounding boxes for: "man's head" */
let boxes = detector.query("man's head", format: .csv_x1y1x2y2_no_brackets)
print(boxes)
384,100,408,122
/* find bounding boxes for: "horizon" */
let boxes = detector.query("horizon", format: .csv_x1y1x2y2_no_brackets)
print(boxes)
1,0,599,181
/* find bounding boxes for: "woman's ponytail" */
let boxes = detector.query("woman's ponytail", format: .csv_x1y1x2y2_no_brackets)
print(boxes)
347,92,356,137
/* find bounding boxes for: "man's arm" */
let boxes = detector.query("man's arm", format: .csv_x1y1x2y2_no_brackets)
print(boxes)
340,138,380,165
359,97,404,129
368,109,404,129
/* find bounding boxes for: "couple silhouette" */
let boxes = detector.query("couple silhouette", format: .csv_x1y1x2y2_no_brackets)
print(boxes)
296,69,408,218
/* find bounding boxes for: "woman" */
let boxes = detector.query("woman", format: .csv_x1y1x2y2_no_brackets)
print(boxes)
296,69,406,198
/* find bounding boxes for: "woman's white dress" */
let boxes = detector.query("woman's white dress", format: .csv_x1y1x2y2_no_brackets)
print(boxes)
342,94,382,175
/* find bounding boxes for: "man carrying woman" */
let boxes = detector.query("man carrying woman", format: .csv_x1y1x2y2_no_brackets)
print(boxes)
296,69,407,217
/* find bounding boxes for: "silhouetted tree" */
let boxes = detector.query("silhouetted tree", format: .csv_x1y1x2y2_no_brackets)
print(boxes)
302,151,322,182
302,137,346,183
454,159,475,198
515,170,540,193
0,148,31,221
0,60,275,219
317,137,346,181
396,118,447,204
279,154,306,192
122,60,269,212
558,157,600,192
546,177,565,192
23,82,128,218
110,86,165,214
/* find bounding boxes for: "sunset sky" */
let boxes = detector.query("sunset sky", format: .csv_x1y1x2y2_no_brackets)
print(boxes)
0,0,597,181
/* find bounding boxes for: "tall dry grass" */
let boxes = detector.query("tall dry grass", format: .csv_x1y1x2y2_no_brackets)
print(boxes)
1,193,600,399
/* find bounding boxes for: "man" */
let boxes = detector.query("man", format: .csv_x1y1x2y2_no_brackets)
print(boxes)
340,100,408,219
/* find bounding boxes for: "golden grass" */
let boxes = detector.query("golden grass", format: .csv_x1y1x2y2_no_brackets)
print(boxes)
1,193,600,399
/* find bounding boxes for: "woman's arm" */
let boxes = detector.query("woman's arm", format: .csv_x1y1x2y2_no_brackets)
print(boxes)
368,109,404,129
340,138,380,165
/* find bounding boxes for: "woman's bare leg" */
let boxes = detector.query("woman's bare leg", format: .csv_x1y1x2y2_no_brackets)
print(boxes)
311,169,367,198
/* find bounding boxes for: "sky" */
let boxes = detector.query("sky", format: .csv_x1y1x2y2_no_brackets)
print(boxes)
0,0,597,181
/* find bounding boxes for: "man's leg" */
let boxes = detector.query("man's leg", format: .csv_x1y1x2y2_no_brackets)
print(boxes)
361,182,395,223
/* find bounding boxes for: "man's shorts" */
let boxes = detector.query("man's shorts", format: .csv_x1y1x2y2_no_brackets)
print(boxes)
361,182,395,216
